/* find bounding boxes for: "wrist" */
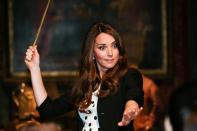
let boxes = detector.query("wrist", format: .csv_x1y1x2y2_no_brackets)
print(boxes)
30,66,41,73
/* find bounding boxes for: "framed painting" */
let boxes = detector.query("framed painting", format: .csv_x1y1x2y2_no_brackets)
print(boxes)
7,0,168,79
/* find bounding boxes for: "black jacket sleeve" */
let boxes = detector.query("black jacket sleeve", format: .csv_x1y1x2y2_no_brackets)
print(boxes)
36,93,74,118
123,68,144,107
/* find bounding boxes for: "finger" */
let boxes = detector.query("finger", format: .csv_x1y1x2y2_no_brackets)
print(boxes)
135,107,143,115
29,46,37,53
118,108,139,126
118,121,124,126
27,55,32,59
26,49,33,55
25,54,32,63
29,46,33,50
139,107,143,111
26,51,33,56
25,55,32,61
24,57,31,62
118,121,127,126
33,46,39,55
33,45,37,49
25,52,33,58
125,108,136,119
123,108,139,121
132,107,143,118
25,46,36,62
27,46,38,58
118,119,129,126
123,112,132,121
118,115,126,126
118,113,131,126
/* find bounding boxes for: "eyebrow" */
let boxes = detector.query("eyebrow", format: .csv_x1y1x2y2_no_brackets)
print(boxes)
95,41,116,45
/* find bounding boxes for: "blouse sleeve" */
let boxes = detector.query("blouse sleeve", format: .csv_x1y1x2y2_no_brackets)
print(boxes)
36,93,74,118
123,68,144,107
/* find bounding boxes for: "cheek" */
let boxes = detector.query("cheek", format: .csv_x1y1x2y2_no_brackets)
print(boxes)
114,49,120,59
94,49,105,60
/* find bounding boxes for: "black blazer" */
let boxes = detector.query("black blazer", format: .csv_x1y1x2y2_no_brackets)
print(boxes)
37,68,144,131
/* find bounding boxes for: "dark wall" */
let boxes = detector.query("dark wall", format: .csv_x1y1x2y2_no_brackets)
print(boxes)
0,0,7,75
0,1,10,128
188,0,197,80
170,0,197,83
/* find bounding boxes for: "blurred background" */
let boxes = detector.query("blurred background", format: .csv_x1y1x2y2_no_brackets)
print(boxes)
0,0,196,130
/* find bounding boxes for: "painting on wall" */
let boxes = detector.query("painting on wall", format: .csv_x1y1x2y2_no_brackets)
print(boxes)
7,0,168,79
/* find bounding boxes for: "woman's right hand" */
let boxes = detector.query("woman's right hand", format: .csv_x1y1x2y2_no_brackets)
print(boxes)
24,46,40,71
24,46,47,106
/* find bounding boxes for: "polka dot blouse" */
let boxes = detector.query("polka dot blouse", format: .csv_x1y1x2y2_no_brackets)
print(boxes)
78,88,100,131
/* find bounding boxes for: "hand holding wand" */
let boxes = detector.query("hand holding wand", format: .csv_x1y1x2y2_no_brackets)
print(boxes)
25,0,51,62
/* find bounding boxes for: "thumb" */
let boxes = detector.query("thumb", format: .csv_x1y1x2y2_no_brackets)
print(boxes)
33,45,39,56
118,115,128,126
118,121,124,126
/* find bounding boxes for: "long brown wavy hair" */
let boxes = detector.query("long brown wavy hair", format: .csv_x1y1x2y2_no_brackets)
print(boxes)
71,22,129,113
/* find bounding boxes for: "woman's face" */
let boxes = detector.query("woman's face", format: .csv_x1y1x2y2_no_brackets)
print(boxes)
93,33,119,76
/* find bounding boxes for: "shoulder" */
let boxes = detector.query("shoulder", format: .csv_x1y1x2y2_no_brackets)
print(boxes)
123,68,142,79
119,68,143,86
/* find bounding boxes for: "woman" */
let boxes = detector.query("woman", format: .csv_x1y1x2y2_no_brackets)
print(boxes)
25,22,144,131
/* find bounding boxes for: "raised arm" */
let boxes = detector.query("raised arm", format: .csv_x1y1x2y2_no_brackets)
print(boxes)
25,46,47,106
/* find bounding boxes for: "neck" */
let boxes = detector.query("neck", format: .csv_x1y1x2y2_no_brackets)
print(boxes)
98,68,107,78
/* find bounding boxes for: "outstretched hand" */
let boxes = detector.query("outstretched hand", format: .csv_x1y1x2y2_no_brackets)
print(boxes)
118,100,143,126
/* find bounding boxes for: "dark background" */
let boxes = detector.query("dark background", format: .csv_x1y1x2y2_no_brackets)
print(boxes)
0,0,197,130
10,0,165,75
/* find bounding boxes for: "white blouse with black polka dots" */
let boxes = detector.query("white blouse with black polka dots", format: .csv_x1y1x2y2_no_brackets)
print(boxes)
78,88,100,131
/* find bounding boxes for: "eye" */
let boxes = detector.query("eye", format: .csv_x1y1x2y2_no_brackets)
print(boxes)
112,43,119,48
98,45,105,50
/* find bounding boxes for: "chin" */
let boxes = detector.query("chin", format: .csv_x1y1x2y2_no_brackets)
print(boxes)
105,64,116,69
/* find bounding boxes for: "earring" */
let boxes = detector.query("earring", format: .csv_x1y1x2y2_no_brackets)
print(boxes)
93,56,96,61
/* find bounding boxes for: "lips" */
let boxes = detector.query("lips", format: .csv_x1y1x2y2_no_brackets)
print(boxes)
105,59,114,62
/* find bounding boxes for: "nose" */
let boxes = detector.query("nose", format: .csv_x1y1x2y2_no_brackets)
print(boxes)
107,48,113,56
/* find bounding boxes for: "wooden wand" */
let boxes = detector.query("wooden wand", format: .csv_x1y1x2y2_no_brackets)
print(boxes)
32,0,51,46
